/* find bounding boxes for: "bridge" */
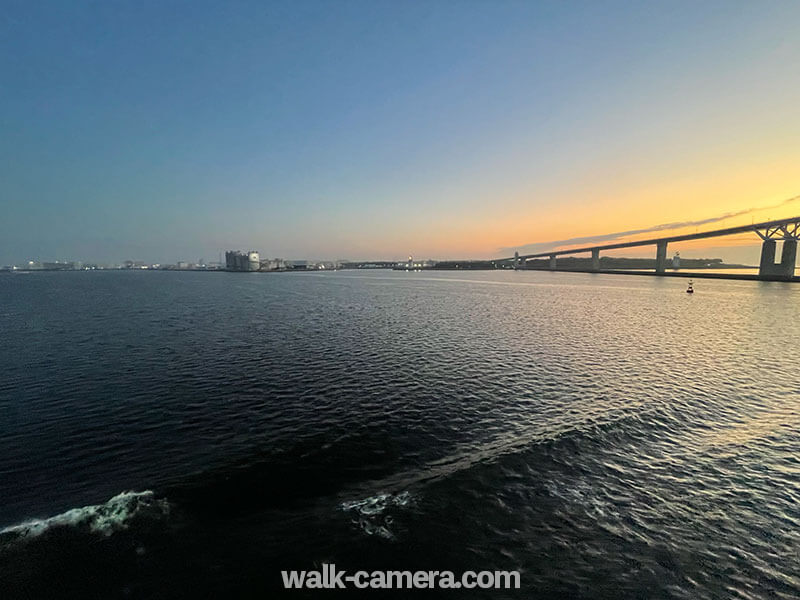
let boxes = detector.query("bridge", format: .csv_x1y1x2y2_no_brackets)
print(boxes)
505,215,800,281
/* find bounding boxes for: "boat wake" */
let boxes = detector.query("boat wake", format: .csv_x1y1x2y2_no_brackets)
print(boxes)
0,490,169,544
340,491,415,540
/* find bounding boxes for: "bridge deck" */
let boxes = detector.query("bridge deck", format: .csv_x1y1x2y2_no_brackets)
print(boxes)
513,215,800,260
520,267,799,282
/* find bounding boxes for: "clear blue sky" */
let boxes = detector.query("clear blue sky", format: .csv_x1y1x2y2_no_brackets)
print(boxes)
2,1,799,264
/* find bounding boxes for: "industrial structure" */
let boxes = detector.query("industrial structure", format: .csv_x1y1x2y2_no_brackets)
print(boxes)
504,216,800,281
225,250,260,271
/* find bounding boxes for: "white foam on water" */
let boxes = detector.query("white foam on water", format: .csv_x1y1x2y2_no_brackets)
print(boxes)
0,490,169,541
340,490,412,515
340,491,414,540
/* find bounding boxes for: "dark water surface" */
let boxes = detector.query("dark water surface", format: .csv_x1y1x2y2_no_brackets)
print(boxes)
1,270,798,598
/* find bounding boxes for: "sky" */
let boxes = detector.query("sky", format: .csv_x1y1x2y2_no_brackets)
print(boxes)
1,0,799,265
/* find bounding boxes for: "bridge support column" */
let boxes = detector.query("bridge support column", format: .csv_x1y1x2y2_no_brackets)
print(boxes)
782,240,797,276
655,241,668,274
591,248,600,272
549,254,557,270
759,239,797,280
759,239,776,274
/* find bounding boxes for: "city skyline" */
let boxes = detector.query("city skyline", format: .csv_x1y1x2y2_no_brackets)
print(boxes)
2,1,799,266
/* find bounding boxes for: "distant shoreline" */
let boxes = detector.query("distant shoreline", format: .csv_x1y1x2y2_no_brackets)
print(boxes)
4,266,798,282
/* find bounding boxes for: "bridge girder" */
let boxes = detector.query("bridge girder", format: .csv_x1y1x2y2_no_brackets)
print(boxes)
755,220,800,241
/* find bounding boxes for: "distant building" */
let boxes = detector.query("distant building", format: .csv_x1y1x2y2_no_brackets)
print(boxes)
261,258,287,271
400,256,435,270
123,260,150,269
672,252,680,270
225,250,261,271
311,261,338,270
23,260,80,271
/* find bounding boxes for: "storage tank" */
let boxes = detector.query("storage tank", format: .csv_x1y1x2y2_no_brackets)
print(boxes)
247,251,260,271
225,251,238,270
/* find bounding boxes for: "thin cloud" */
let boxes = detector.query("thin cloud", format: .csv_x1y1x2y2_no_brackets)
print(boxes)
500,194,800,255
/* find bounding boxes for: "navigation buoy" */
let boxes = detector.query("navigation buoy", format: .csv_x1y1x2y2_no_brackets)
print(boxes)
686,280,694,294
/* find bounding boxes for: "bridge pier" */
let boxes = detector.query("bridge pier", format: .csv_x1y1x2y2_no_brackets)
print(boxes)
759,239,797,280
549,254,557,270
591,248,600,272
655,241,668,274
